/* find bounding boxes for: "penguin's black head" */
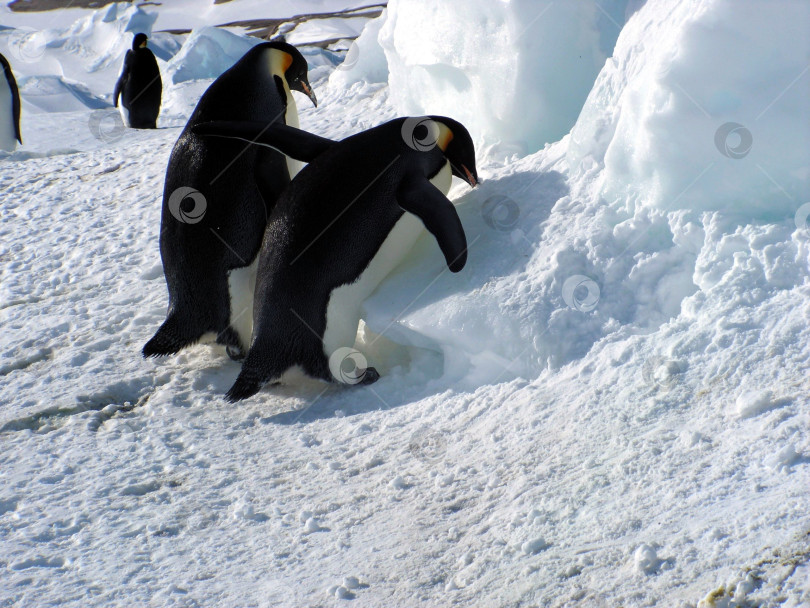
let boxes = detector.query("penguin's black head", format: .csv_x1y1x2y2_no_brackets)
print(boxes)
132,33,148,51
262,40,317,107
428,116,478,188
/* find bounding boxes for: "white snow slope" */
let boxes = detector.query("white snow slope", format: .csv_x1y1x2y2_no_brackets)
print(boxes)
1,1,809,607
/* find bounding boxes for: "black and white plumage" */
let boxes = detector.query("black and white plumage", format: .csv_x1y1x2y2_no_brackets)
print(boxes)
114,33,162,129
143,41,319,361
194,116,479,402
0,52,22,152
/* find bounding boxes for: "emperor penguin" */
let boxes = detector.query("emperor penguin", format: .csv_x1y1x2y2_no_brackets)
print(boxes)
0,52,22,152
194,116,478,402
142,41,320,360
114,33,162,129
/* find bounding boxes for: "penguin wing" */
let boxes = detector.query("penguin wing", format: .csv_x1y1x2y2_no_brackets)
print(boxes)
192,121,335,163
113,51,132,109
0,55,21,144
397,174,468,272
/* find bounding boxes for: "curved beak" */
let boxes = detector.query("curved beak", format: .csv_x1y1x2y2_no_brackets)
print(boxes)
299,79,318,107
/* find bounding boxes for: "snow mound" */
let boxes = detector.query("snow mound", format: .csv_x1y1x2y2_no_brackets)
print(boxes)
364,0,810,383
18,75,108,113
285,15,368,46
568,0,810,217
0,4,176,107
328,9,388,89
165,26,258,84
353,0,634,154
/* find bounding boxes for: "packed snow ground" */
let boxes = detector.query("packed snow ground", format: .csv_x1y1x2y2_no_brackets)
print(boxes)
1,1,809,607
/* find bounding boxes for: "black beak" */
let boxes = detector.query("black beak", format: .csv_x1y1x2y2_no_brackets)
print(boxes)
298,79,317,107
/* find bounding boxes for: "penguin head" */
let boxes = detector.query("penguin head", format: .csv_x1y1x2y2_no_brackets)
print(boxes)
132,33,148,51
262,41,317,107
428,116,478,188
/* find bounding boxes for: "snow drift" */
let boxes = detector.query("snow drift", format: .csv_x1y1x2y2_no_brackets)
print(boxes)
334,0,639,154
165,26,257,84
569,0,810,217
355,0,810,385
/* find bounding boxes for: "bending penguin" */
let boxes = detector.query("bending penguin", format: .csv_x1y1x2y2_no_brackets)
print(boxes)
0,52,22,152
143,41,322,361
114,33,162,129
193,116,478,402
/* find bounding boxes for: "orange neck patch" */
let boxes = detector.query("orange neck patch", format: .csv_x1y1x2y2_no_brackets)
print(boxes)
270,49,293,77
437,125,454,152
281,51,293,73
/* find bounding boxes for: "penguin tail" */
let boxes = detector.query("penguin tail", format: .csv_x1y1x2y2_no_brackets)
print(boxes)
225,371,264,403
142,317,194,358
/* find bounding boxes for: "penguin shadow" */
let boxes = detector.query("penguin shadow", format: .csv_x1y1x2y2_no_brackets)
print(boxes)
377,169,569,312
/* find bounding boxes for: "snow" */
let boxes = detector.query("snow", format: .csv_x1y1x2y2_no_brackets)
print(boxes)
1,0,809,607
372,0,635,154
165,26,257,84
568,0,810,217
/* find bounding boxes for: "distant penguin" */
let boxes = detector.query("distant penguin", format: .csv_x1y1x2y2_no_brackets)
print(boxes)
194,116,478,402
143,41,321,361
0,52,22,152
114,33,162,129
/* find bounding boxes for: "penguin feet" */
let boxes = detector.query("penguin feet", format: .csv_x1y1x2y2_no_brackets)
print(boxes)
217,326,246,361
360,367,380,385
226,345,246,362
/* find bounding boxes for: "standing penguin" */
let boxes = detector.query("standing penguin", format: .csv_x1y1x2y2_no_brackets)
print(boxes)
0,52,22,152
114,33,162,129
143,41,321,360
194,116,478,402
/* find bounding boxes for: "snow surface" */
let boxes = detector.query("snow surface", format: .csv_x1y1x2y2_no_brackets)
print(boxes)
1,1,809,607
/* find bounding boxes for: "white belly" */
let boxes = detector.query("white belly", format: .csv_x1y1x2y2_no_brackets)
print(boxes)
322,161,454,361
282,83,304,178
227,255,259,351
0,79,18,152
118,104,131,128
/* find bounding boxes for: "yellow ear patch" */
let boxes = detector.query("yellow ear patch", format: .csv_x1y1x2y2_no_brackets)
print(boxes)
437,123,454,152
281,51,293,72
269,49,294,76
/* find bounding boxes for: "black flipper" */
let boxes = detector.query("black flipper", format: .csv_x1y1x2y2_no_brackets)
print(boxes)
192,121,336,164
396,174,468,272
0,53,22,144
